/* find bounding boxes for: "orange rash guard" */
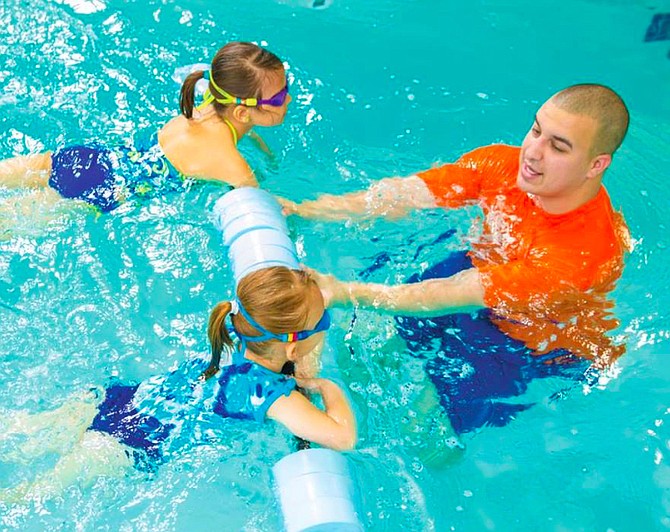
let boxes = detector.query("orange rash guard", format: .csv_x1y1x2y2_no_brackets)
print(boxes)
417,144,630,363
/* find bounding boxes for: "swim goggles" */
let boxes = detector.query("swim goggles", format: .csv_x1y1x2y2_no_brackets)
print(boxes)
198,70,289,110
231,299,331,344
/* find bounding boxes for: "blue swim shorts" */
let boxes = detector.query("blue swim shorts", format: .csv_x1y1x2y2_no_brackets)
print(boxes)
394,251,591,434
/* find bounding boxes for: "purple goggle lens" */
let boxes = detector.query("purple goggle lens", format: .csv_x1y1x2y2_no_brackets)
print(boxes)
258,84,289,107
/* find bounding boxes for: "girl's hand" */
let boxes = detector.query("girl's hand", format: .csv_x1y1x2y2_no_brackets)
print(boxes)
247,130,274,158
293,341,323,379
294,377,343,398
268,377,356,450
294,376,326,392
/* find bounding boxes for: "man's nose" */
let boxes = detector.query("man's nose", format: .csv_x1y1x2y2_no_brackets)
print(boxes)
525,137,543,161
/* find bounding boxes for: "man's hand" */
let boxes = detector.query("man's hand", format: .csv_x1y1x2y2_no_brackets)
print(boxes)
277,196,299,216
303,267,351,307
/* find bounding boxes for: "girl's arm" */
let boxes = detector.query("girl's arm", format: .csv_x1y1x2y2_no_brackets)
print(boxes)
247,130,274,157
201,150,259,188
267,378,356,451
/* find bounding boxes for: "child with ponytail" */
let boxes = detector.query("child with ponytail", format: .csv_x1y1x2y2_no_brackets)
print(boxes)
0,267,355,503
202,266,356,450
0,42,290,233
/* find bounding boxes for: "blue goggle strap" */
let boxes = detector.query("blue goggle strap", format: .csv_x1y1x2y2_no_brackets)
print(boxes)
234,300,285,342
231,300,331,344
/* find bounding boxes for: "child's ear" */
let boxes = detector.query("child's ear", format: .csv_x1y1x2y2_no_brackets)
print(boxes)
232,105,251,124
285,342,299,362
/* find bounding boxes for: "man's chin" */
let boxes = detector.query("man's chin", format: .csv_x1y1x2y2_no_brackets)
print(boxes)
516,173,531,192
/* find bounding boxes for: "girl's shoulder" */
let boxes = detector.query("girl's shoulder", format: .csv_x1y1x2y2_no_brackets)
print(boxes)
158,116,240,180
213,360,296,422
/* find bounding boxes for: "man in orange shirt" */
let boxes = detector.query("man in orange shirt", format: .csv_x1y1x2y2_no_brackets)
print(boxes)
282,84,630,433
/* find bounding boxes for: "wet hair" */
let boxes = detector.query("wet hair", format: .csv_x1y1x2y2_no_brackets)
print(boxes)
551,83,629,156
201,267,320,380
180,41,284,119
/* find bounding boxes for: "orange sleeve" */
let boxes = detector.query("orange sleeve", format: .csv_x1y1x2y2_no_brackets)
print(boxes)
478,260,563,308
417,145,520,208
417,162,482,208
476,188,627,308
476,245,624,310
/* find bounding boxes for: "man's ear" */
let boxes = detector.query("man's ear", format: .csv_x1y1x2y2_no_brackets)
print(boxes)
587,153,612,179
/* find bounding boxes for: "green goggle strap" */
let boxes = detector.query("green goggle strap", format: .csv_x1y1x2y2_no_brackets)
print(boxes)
195,72,258,110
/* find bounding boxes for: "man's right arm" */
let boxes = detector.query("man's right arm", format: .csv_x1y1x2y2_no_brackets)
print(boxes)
279,175,438,221
279,146,493,222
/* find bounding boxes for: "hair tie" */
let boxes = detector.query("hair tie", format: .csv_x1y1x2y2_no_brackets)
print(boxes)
229,299,239,315
203,70,210,81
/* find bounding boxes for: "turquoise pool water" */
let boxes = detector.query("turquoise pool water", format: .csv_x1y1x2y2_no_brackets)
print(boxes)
1,0,669,529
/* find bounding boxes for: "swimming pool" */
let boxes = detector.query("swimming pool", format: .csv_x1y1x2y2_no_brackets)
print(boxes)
1,0,669,529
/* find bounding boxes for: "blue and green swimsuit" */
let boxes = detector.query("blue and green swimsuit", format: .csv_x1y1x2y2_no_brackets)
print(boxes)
48,118,240,211
48,134,192,212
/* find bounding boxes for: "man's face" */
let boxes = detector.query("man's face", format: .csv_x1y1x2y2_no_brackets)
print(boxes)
518,100,603,210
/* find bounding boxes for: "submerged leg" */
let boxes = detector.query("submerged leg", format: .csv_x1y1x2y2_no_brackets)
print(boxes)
0,430,133,504
0,187,78,241
343,321,465,468
398,366,466,468
0,153,52,188
0,388,103,462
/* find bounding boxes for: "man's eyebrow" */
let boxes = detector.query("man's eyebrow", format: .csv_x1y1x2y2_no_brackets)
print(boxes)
534,114,573,149
551,135,573,149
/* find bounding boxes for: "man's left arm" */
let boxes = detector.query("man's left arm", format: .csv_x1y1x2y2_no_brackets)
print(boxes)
313,267,486,316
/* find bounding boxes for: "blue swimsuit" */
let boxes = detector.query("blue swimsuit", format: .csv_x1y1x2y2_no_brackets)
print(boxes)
212,348,297,423
89,354,296,467
48,134,192,212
